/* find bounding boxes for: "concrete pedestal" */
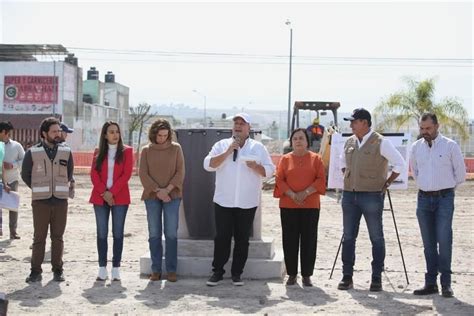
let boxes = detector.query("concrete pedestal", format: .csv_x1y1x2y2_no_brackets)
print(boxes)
140,129,285,279
139,237,285,279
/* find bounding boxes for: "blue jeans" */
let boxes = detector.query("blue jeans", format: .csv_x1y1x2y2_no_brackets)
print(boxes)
93,204,129,267
145,198,181,273
341,191,385,278
416,190,455,286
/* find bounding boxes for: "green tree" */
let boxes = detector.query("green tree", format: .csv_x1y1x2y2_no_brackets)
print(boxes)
373,77,469,141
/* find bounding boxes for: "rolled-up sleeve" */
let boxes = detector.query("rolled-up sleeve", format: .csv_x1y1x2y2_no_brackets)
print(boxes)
203,156,217,172
381,138,406,174
203,142,222,172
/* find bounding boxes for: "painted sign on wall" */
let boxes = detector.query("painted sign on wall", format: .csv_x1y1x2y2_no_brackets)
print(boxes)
3,75,58,112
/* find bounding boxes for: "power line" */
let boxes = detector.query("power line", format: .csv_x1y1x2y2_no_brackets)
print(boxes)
76,56,473,68
2,46,470,68
67,46,473,63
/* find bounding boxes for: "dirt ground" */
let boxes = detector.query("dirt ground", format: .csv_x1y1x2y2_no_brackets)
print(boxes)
0,175,473,315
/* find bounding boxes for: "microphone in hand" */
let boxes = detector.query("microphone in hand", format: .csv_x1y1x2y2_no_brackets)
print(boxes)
233,136,240,161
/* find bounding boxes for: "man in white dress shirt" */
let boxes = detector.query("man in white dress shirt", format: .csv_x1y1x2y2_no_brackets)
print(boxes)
410,113,466,298
203,113,275,286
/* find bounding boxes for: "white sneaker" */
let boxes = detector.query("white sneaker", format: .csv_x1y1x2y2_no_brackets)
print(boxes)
111,267,121,281
96,266,108,281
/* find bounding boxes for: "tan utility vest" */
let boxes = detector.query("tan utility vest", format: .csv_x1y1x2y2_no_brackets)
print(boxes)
343,132,388,192
30,144,71,200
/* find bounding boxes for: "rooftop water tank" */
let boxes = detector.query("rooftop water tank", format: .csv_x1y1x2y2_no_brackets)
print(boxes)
87,67,99,80
64,53,78,66
105,71,115,83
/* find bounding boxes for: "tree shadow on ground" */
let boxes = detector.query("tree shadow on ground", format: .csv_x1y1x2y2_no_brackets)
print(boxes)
82,280,127,305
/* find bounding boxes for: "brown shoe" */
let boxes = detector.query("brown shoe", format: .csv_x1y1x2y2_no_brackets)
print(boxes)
167,272,177,282
10,233,21,240
149,272,161,281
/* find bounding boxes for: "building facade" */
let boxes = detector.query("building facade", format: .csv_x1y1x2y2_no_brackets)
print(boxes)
1,58,130,151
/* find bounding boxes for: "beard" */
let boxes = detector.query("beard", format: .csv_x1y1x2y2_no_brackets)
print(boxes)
422,134,432,141
46,135,61,145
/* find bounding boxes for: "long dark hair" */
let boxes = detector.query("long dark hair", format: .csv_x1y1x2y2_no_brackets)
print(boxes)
95,121,124,171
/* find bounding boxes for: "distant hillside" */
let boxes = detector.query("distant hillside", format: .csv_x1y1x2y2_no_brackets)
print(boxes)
149,102,352,130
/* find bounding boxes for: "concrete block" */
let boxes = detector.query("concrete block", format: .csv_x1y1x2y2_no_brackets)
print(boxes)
140,249,285,279
176,237,274,259
139,237,285,279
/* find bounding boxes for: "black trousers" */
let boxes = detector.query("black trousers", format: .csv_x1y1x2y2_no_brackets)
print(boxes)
280,208,320,277
212,203,257,277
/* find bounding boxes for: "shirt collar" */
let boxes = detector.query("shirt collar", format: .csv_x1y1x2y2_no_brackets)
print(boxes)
42,140,57,150
362,129,374,142
234,135,250,148
357,129,374,146
422,133,442,146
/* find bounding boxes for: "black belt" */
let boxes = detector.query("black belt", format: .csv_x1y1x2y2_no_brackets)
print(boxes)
419,188,454,197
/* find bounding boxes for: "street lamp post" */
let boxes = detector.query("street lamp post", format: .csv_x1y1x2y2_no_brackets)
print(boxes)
285,19,293,138
192,89,207,127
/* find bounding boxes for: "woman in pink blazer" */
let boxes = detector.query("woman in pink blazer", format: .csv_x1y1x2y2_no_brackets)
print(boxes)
89,121,133,281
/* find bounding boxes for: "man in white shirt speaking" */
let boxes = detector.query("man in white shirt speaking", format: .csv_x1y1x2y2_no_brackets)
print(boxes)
410,113,466,298
203,113,275,286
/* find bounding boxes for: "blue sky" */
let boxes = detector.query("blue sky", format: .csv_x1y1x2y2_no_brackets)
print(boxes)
1,0,472,117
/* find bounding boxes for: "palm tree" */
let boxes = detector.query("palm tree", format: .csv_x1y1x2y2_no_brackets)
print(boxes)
373,77,469,141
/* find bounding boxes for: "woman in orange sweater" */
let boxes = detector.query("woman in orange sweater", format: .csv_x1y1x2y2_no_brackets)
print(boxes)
274,128,326,287
139,118,185,282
